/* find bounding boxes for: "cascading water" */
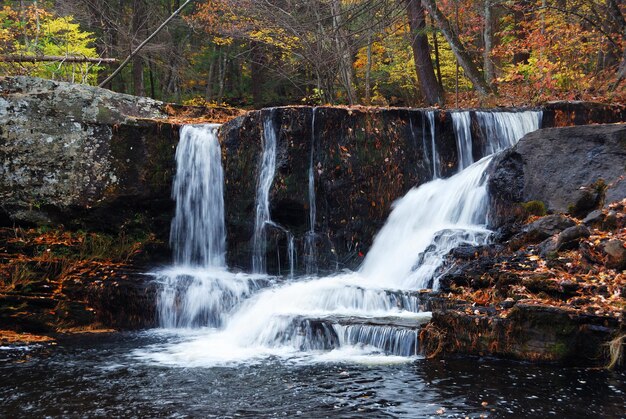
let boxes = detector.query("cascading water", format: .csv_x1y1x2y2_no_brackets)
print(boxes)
170,124,226,267
451,111,474,171
156,124,270,329
476,110,542,155
252,111,279,274
304,107,318,274
142,110,542,365
427,110,440,179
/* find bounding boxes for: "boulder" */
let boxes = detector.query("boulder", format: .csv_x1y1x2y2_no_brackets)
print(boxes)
523,214,575,242
488,124,626,229
603,239,626,270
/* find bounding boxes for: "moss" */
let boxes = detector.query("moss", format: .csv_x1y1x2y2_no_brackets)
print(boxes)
522,200,547,217
548,341,569,358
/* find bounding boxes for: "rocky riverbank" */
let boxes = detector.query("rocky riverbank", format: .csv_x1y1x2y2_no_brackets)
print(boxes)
421,199,625,367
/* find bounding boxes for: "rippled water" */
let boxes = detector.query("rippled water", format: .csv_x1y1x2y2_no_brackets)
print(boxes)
1,332,624,418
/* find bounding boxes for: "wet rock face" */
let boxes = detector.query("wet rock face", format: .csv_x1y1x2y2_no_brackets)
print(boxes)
542,101,626,127
220,107,460,273
221,105,625,275
488,124,626,229
0,76,178,244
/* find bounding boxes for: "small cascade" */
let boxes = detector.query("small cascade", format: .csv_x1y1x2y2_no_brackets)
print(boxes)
476,110,542,155
252,110,279,274
304,107,318,274
427,110,440,179
451,111,474,171
335,324,420,357
157,124,273,329
360,156,493,289
170,124,225,267
287,233,295,278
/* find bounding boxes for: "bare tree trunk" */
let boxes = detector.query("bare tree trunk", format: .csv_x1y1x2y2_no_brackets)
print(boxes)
217,47,228,102
365,28,373,105
251,41,266,107
421,0,494,96
430,16,443,89
131,0,145,96
330,0,356,104
406,0,445,106
483,0,495,85
205,45,216,101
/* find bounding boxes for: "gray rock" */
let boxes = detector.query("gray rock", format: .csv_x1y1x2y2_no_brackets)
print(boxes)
538,224,590,257
524,214,576,242
556,225,591,250
603,239,626,270
488,124,626,229
0,76,178,239
582,209,605,226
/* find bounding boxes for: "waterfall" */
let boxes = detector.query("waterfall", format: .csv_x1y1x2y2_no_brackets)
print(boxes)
142,109,543,364
252,111,278,274
170,124,225,267
157,124,272,329
451,111,474,171
476,110,542,155
304,107,318,274
427,110,440,179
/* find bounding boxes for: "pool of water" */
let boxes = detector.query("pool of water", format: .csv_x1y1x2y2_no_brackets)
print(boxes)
1,332,624,418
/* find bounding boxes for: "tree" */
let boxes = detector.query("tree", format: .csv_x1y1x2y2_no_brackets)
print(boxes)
420,0,494,96
405,0,445,105
0,4,103,84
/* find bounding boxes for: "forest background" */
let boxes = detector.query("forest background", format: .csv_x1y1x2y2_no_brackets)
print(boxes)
1,0,624,108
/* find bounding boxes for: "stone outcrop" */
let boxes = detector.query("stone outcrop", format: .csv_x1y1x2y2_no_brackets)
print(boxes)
0,76,181,240
488,124,626,230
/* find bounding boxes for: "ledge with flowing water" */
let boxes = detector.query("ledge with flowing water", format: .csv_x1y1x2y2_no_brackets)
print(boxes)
1,78,624,360
219,104,625,275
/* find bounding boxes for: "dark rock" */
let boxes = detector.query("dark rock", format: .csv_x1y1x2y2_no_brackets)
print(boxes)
451,244,503,259
422,302,622,366
515,214,576,247
220,107,460,273
582,209,605,227
488,124,626,229
569,182,606,218
538,225,590,257
603,239,626,270
557,225,591,250
542,101,626,127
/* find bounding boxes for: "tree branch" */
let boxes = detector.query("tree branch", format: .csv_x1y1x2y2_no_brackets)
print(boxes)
98,0,194,88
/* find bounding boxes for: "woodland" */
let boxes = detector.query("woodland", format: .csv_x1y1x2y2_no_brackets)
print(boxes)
1,0,625,108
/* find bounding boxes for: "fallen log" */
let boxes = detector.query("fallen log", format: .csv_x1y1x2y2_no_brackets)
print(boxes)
0,54,118,64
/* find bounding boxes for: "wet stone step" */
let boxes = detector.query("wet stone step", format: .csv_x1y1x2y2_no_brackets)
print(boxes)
275,313,432,356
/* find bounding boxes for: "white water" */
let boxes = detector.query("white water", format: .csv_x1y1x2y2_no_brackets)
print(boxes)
158,124,268,328
142,110,542,365
170,124,225,267
304,107,318,274
452,111,474,170
426,110,440,179
359,156,493,290
252,111,279,274
476,110,542,155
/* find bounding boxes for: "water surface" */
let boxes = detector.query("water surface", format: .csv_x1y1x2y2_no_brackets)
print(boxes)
1,332,624,418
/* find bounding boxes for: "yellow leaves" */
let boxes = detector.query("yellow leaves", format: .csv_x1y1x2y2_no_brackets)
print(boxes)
0,6,101,84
